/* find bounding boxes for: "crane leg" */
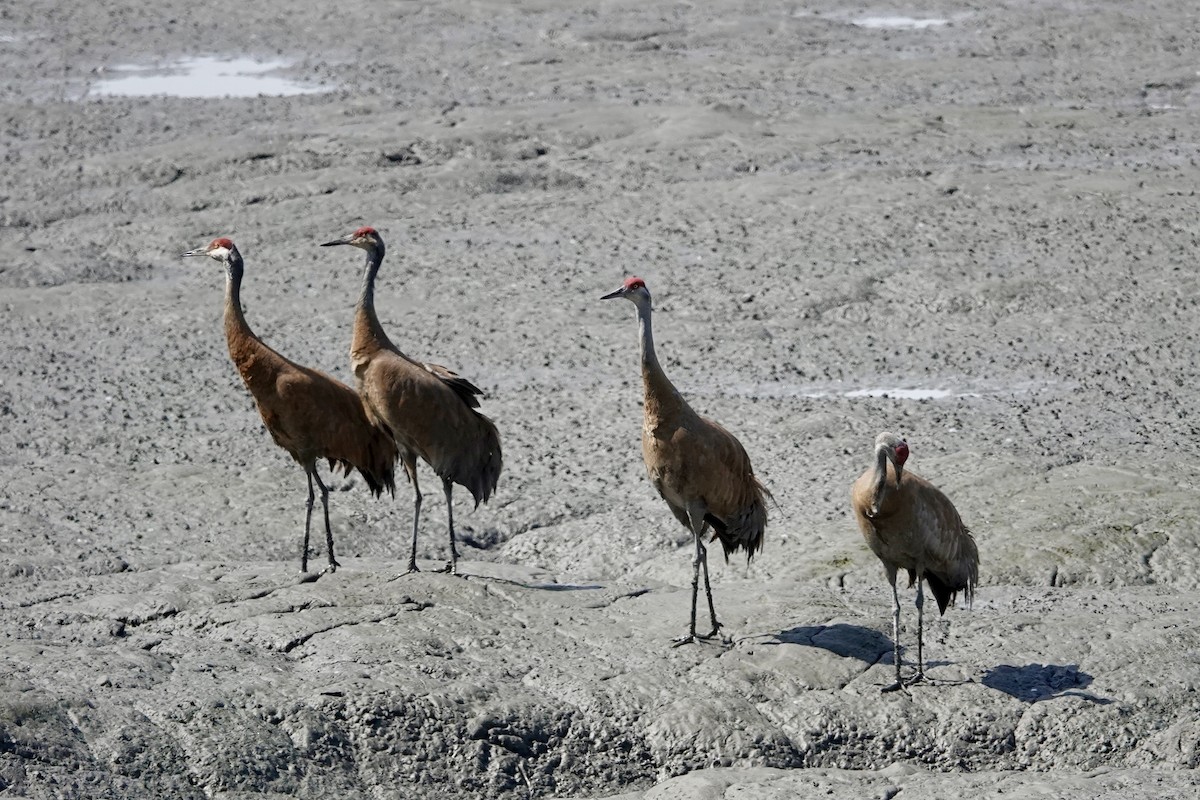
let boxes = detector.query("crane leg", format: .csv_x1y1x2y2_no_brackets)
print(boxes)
432,478,460,576
673,506,720,646
882,576,905,693
909,580,927,686
301,470,316,573
698,536,722,639
400,460,422,576
671,530,704,647
312,469,338,573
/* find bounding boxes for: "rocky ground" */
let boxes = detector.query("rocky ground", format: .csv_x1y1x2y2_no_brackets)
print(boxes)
2,0,1200,797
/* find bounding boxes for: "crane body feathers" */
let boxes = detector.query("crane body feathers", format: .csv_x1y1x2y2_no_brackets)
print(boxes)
644,409,767,563
352,338,501,506
851,462,978,612
636,311,767,563
227,325,397,497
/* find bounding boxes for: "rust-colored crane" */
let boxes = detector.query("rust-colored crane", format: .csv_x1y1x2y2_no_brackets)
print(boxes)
321,227,501,576
851,431,979,691
182,238,397,573
602,276,769,645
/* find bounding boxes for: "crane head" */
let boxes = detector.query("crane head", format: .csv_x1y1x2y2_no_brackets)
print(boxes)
321,226,383,251
601,276,650,303
874,431,909,487
182,237,237,261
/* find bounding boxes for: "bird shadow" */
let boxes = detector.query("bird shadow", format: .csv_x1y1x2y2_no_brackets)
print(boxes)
773,624,893,663
981,663,1111,704
466,574,606,592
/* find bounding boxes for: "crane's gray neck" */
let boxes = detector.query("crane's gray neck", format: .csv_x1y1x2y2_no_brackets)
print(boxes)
636,300,658,370
353,242,402,357
359,242,386,310
635,297,686,413
870,446,891,515
223,250,249,331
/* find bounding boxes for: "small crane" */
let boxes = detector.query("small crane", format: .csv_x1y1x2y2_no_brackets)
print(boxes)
851,431,979,691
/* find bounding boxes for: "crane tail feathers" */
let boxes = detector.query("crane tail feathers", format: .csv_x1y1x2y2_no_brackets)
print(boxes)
925,572,956,615
705,481,768,565
924,539,979,616
325,454,397,500
443,413,502,508
324,421,399,500
358,461,397,499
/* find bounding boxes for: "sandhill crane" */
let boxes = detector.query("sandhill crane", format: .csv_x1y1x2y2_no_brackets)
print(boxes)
851,431,979,691
182,238,397,574
602,276,769,646
320,226,501,576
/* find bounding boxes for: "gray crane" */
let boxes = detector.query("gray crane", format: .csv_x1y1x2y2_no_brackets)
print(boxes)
602,276,770,645
851,431,979,691
321,227,501,576
182,238,397,573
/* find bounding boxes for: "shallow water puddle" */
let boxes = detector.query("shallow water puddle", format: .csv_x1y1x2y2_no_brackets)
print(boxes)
724,382,974,400
852,16,949,30
89,56,325,98
843,388,953,400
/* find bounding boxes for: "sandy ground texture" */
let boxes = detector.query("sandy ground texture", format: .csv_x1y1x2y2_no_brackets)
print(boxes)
3,0,1200,797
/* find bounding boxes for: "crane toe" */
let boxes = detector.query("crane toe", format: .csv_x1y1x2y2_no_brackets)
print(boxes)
905,672,927,688
393,561,422,580
671,630,729,648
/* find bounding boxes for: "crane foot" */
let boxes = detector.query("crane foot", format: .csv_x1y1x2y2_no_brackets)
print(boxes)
388,562,421,581
431,562,459,576
882,670,929,693
672,626,731,647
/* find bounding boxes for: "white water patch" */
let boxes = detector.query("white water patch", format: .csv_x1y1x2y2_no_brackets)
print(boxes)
720,382,983,401
89,56,325,99
852,16,949,30
843,388,954,400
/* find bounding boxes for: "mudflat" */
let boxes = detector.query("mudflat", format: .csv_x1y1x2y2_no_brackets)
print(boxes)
2,1,1199,797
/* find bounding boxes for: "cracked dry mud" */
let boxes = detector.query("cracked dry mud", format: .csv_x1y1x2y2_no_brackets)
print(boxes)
2,1,1200,798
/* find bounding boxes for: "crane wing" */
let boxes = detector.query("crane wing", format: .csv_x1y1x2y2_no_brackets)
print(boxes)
422,361,484,409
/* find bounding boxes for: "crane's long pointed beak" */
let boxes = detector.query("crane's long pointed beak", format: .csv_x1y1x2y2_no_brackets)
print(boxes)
893,463,904,489
600,288,625,300
181,248,207,258
320,236,352,247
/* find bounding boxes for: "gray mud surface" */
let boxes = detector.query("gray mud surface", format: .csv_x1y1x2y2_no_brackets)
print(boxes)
3,1,1200,797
